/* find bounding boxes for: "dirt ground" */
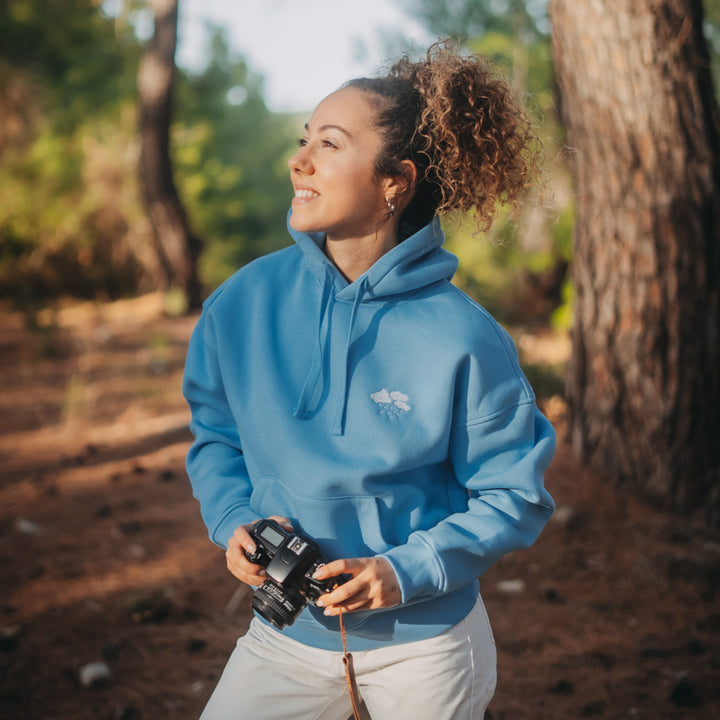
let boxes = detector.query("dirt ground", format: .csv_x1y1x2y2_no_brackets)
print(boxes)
1,293,718,720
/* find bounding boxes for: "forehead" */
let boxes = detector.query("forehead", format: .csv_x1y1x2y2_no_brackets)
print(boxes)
307,87,379,137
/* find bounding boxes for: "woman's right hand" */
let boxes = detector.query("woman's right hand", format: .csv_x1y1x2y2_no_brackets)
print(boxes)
225,516,293,586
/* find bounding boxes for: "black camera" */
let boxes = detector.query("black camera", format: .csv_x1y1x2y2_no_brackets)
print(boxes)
245,518,340,629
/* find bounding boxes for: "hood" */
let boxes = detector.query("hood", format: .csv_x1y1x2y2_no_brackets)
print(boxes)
287,210,457,301
287,209,458,435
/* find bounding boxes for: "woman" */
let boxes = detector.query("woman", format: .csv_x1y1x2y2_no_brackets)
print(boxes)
183,42,555,720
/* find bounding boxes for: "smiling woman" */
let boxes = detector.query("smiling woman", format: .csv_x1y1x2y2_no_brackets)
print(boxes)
183,41,555,720
288,88,405,281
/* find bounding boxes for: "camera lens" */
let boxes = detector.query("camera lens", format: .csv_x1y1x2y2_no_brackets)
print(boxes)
251,581,307,629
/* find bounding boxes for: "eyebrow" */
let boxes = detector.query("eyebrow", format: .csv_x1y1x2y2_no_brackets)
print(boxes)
304,122,353,138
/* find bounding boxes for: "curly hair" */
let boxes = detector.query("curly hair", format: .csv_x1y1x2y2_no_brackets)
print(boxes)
344,41,540,235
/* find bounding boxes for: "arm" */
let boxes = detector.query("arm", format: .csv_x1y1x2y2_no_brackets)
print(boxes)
183,307,262,549
317,400,554,614
380,399,555,604
321,316,555,612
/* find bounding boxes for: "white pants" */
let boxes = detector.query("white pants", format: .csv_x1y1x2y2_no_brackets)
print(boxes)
200,597,497,720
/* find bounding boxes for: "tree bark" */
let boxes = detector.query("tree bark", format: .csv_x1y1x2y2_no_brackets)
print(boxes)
138,0,202,309
549,0,720,523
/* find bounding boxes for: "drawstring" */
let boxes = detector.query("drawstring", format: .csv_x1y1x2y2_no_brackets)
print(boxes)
293,265,334,420
331,276,367,436
294,269,368,436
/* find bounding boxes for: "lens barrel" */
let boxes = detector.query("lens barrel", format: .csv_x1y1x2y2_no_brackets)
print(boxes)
251,581,306,629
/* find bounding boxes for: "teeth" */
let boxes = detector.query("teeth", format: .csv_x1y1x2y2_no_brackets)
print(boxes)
295,189,319,199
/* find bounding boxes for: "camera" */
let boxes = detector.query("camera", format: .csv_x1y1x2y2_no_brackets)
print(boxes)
245,518,340,629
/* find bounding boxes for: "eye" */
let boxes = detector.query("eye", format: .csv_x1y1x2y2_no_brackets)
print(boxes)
297,137,308,147
321,139,337,148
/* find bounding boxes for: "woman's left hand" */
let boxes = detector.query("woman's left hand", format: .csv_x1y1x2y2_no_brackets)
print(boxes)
312,556,401,615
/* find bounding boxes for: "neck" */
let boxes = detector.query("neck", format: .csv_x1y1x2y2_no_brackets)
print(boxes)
324,225,399,282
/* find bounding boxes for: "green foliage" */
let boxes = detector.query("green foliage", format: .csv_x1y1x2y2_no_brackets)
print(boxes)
0,0,141,133
414,0,720,332
0,104,147,305
408,0,550,43
0,4,297,306
465,30,555,118
0,0,146,306
173,30,296,290
444,193,572,326
410,0,572,327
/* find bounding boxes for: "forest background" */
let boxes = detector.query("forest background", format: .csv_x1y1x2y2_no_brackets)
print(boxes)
2,1,720,719
0,0,581,324
1,0,718,324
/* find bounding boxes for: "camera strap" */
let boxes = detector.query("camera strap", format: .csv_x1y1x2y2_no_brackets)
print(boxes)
338,608,370,720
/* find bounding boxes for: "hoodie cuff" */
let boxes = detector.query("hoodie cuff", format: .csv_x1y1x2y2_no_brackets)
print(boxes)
212,507,263,550
380,536,443,604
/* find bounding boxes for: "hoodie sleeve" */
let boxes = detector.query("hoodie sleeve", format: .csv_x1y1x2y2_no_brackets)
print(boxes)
381,321,556,604
183,305,262,549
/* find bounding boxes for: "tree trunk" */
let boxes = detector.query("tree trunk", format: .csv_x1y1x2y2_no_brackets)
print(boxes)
549,0,720,523
138,0,202,309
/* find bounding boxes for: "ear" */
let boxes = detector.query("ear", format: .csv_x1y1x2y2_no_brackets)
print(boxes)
383,160,417,202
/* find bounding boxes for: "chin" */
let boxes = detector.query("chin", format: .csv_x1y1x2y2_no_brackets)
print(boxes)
289,214,321,234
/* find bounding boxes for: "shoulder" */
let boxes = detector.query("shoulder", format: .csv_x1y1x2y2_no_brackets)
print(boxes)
418,281,520,360
424,284,534,417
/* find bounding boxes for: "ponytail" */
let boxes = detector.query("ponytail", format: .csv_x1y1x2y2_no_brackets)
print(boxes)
344,41,540,235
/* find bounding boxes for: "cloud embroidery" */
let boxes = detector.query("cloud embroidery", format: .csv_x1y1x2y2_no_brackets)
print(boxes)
370,388,411,419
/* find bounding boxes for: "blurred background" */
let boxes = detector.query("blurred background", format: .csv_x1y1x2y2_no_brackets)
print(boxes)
1,1,719,719
0,0,574,323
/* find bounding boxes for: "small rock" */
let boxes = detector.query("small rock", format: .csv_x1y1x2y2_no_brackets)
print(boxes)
496,579,525,594
551,505,575,526
79,661,112,687
551,505,586,532
15,518,43,535
127,544,147,560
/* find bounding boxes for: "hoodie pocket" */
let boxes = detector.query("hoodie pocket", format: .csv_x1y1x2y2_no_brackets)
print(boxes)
250,475,391,564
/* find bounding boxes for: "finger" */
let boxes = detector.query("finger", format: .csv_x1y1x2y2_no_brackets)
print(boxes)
317,576,365,607
267,515,293,531
323,592,373,616
226,542,266,582
227,563,265,585
229,526,258,556
313,558,361,581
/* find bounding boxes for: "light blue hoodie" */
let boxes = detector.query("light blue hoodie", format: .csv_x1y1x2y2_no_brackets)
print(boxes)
183,212,555,651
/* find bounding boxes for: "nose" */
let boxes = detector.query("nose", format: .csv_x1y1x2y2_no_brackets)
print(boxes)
288,145,313,175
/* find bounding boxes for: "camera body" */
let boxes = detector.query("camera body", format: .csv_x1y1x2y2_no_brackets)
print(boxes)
245,518,337,629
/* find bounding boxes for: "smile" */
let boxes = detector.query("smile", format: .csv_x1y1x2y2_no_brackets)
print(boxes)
294,189,319,199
